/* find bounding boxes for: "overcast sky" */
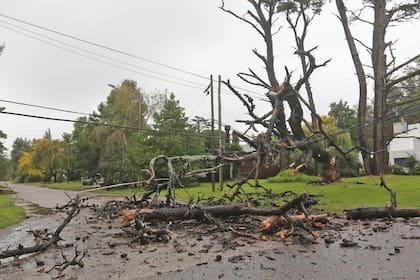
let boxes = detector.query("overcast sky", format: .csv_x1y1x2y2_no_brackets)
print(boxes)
1,0,420,155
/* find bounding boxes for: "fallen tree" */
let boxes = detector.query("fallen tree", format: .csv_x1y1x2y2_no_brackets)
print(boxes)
122,193,308,222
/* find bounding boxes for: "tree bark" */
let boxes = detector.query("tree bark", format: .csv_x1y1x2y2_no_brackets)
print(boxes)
372,0,390,174
129,194,307,222
336,0,372,175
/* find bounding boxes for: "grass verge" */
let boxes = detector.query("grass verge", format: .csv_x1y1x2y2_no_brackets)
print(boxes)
36,174,420,214
0,187,26,229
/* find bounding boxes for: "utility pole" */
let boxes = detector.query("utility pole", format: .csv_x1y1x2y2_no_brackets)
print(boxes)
210,75,216,192
218,75,223,191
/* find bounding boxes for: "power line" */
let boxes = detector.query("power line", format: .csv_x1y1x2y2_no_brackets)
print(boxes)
0,110,246,142
0,23,206,91
0,14,265,98
0,19,208,89
0,13,209,81
0,99,89,116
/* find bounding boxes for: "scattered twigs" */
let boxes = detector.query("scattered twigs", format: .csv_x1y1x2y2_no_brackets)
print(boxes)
46,246,86,277
0,196,81,259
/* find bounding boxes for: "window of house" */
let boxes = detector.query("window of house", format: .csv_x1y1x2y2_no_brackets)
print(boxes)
394,158,406,167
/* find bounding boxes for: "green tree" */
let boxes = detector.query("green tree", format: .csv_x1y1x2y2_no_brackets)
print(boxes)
0,130,9,180
405,154,419,175
126,93,205,180
328,100,358,143
152,93,204,157
71,116,101,179
95,80,148,183
10,137,32,179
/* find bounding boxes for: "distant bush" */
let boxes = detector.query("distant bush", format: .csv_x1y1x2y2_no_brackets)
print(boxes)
266,169,320,183
390,165,407,175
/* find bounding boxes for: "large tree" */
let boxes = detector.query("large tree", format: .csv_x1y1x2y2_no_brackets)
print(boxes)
336,0,420,174
221,0,348,182
31,137,68,183
127,93,205,178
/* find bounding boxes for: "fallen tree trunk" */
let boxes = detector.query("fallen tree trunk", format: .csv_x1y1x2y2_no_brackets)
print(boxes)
124,194,307,222
345,207,420,220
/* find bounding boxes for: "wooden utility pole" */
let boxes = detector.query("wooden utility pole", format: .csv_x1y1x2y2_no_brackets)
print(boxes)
218,75,223,191
210,75,216,192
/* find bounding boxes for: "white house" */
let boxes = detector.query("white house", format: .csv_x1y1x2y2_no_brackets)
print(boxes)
388,122,420,167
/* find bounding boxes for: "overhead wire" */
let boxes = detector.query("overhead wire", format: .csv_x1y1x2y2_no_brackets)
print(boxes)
0,23,205,91
0,99,89,116
0,13,264,98
0,19,207,88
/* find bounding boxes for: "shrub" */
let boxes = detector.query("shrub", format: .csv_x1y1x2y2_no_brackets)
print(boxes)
391,165,407,175
266,169,320,183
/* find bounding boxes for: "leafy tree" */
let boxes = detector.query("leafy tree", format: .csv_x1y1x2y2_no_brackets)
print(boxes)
71,116,101,179
10,137,32,179
31,137,67,183
126,93,205,180
152,93,204,157
405,154,419,175
0,130,9,180
100,80,147,127
17,151,42,182
328,100,358,143
304,116,361,177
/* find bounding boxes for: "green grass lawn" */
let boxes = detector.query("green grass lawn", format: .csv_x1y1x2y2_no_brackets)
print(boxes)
0,189,26,229
164,173,420,214
36,173,420,214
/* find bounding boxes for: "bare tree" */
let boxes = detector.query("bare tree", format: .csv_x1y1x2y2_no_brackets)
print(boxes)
337,0,420,174
335,0,371,174
220,0,350,182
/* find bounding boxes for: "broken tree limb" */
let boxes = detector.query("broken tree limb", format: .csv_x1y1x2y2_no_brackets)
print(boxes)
0,197,81,259
380,174,397,208
344,207,420,220
124,193,307,222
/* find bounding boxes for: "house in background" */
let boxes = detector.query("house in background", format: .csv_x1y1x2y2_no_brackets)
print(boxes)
388,121,420,167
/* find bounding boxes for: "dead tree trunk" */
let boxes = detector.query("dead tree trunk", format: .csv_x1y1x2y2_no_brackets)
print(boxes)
126,194,307,222
336,0,372,175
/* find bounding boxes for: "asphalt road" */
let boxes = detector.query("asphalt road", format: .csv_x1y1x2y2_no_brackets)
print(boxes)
1,184,420,280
